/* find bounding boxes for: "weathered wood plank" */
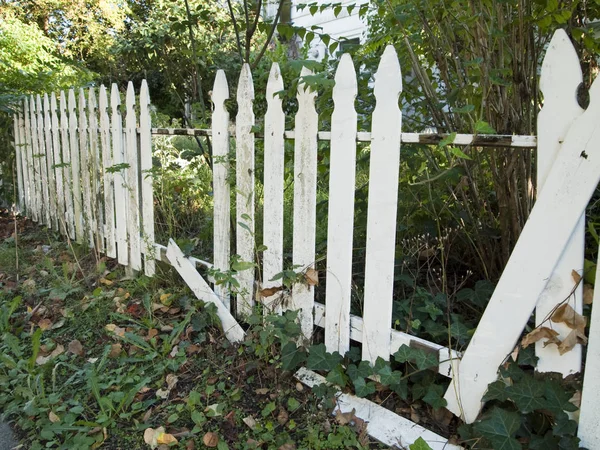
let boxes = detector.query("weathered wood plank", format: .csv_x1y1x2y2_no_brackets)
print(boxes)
99,85,116,258
111,84,129,266
444,75,600,424
166,239,245,343
211,70,231,309
68,89,83,242
14,111,25,210
79,89,94,247
262,63,285,315
296,368,462,449
139,80,155,276
291,67,319,340
88,88,104,252
36,95,50,225
43,94,57,230
60,91,75,239
125,82,142,271
235,64,256,316
50,93,65,235
535,29,584,375
362,46,403,364
29,96,42,222
325,54,358,355
23,100,35,217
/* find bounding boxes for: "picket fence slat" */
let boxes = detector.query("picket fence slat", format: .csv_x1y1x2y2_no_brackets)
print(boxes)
125,83,142,271
444,76,600,424
36,95,50,226
50,93,65,235
31,96,42,222
42,94,56,230
23,101,34,217
60,92,75,239
68,89,83,242
78,89,94,247
211,70,231,308
535,29,584,375
236,64,256,316
325,54,358,355
362,46,403,364
99,86,116,258
292,67,319,340
14,111,24,210
111,84,129,266
140,80,155,276
88,88,104,252
262,63,285,315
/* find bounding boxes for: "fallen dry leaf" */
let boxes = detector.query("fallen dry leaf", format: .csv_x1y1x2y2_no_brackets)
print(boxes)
49,411,60,423
572,270,582,284
277,408,289,425
186,441,195,450
255,388,269,395
144,427,178,449
551,304,587,332
278,443,296,450
156,374,179,399
558,329,588,355
68,339,84,357
202,432,219,448
108,343,122,358
584,285,594,305
259,286,285,298
304,268,318,286
160,293,173,306
36,344,65,365
105,323,126,337
99,278,113,286
335,408,356,426
157,432,178,445
243,416,257,429
147,328,159,339
521,327,561,349
38,318,53,331
186,344,201,355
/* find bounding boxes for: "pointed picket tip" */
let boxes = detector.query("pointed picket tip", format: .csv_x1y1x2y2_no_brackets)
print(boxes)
50,92,57,111
60,91,67,109
266,63,284,100
36,94,43,113
68,89,77,111
237,63,255,101
111,83,121,107
374,45,402,99
126,81,136,106
79,88,87,107
540,29,582,98
298,66,317,98
88,87,97,109
334,53,358,95
99,85,108,106
212,70,229,106
140,80,150,106
43,93,50,109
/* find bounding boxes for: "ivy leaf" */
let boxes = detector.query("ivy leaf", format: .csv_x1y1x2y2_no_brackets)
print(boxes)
413,349,439,371
353,377,376,398
281,342,307,371
516,345,538,367
499,362,525,382
482,380,509,402
552,411,578,437
345,346,361,363
391,379,409,400
377,364,403,386
306,344,342,371
393,344,415,363
528,431,559,450
422,384,447,409
542,380,578,413
475,120,497,135
410,437,434,450
346,360,373,381
473,407,521,450
326,365,348,388
505,374,546,413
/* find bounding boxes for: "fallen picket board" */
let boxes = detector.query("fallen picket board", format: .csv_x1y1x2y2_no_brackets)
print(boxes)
444,75,600,423
166,239,245,343
296,367,461,450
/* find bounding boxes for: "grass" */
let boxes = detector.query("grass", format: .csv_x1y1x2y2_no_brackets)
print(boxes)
0,212,388,450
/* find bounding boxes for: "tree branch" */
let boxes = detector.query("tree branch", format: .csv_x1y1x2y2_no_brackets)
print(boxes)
251,0,286,70
226,0,245,63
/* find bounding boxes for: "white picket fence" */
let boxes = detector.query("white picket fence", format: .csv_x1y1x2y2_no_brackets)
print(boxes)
12,30,600,447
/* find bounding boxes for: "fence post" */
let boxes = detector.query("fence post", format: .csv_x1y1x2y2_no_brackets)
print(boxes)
13,111,24,210
263,63,285,315
79,89,95,247
292,67,318,341
111,84,129,267
236,64,256,316
325,54,358,355
23,100,35,219
43,94,57,230
60,91,75,239
68,89,83,242
361,46,403,364
51,93,65,235
211,70,231,309
88,88,104,253
36,95,50,226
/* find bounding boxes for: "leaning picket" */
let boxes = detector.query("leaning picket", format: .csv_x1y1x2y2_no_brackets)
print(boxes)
29,96,42,222
262,63,285,315
291,67,319,340
361,46,403,364
23,100,35,219
14,111,24,210
324,54,358,355
43,94,57,230
211,71,231,308
535,29,584,375
60,91,75,239
140,80,155,276
111,83,129,266
36,95,50,226
235,64,256,316
99,86,116,258
51,93,65,235
68,89,83,243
